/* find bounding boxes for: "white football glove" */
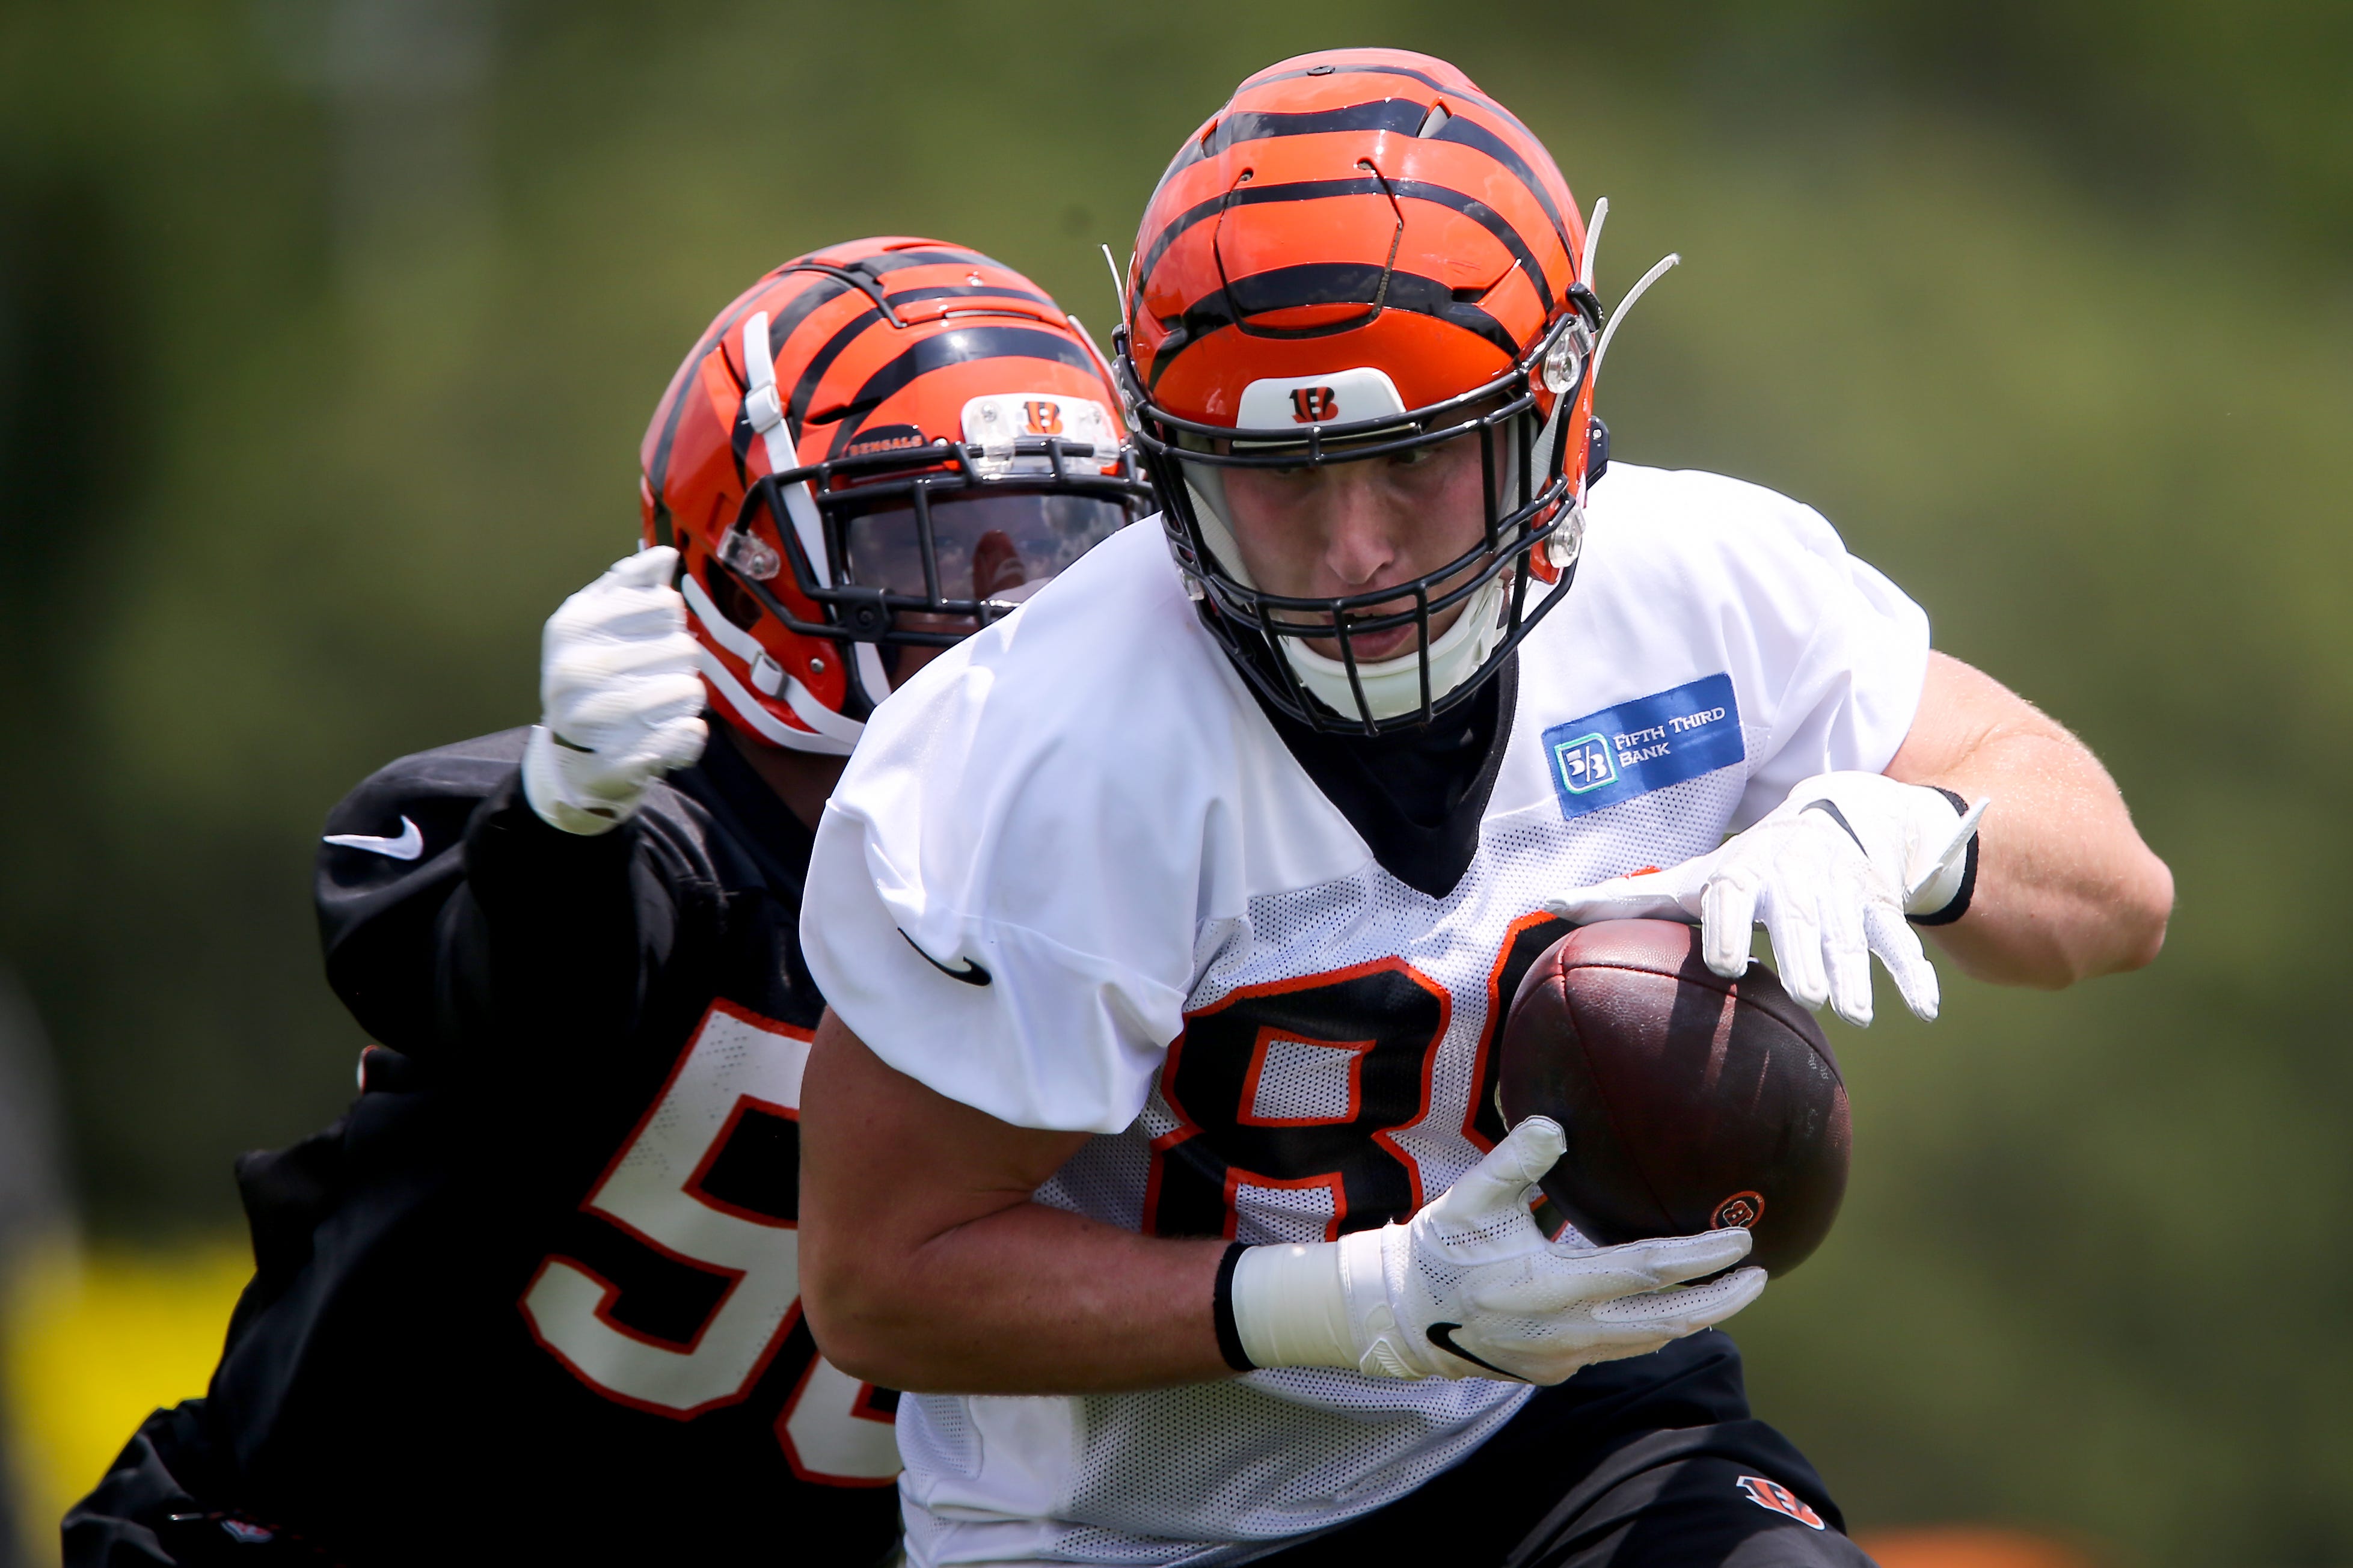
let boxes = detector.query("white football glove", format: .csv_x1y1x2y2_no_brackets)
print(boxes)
521,547,709,836
1229,1117,1764,1385
1545,771,1987,1027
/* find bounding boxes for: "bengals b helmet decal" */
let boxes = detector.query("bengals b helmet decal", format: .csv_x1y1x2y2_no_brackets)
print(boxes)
1289,386,1337,423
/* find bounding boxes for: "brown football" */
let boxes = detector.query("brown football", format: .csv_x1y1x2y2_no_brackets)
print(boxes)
1496,919,1850,1276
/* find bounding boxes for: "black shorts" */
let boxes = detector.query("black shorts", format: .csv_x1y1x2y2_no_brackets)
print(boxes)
1254,1332,1874,1568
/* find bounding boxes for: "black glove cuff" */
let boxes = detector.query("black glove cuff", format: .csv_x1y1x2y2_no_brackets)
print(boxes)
1907,785,1980,927
1212,1242,1256,1373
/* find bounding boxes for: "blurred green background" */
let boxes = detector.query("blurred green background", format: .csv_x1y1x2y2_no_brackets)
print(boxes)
1,0,2349,1563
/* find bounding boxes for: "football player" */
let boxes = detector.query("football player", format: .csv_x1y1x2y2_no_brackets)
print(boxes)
792,53,2173,1568
64,238,1150,1567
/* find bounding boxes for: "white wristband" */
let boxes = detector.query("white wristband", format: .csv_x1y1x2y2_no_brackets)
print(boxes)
1888,785,1988,919
1904,800,1970,915
1229,1240,1360,1370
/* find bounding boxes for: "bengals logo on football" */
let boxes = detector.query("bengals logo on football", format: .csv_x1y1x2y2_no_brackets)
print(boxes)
1711,1191,1765,1230
1289,386,1337,423
1735,1476,1825,1530
1022,400,1064,436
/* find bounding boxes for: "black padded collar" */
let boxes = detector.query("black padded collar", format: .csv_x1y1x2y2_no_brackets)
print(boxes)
1251,657,1518,899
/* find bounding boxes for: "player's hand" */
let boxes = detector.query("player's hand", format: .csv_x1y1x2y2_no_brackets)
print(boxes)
1230,1118,1763,1385
521,547,708,836
1544,772,1986,1027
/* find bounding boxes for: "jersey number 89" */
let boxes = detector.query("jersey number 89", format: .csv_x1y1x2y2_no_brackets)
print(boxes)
1146,916,1570,1242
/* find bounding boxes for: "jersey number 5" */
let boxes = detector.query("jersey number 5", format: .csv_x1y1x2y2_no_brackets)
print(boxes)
519,999,898,1485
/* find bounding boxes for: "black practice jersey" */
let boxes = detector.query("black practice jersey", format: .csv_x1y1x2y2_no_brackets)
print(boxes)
182,726,899,1565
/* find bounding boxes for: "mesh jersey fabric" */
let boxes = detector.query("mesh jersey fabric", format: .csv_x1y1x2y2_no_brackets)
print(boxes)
800,462,1930,1566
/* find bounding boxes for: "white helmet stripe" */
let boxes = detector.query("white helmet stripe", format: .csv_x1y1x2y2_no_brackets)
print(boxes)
740,311,795,473
738,310,829,579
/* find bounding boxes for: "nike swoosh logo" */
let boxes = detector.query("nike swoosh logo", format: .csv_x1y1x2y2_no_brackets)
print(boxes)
322,816,425,861
1425,1323,1524,1381
900,929,991,987
1797,798,1868,853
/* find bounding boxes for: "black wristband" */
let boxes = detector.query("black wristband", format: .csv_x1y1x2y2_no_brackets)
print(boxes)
1907,786,1980,927
1211,1242,1255,1373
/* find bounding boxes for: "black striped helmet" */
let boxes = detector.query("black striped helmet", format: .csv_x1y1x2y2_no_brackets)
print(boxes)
642,237,1151,752
1117,51,1605,734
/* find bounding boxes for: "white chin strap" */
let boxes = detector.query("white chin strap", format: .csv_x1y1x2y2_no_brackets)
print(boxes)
1281,573,1509,721
678,570,863,756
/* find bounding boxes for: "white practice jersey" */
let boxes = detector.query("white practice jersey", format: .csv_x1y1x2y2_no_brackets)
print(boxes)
801,464,1931,1566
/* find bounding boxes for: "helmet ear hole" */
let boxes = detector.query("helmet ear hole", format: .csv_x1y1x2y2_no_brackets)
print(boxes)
706,565,765,632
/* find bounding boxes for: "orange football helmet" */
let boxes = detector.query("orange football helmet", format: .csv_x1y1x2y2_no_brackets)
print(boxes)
1116,49,1613,734
642,237,1150,753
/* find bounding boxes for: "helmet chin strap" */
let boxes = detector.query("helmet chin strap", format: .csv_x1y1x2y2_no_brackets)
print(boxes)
678,570,863,754
853,641,894,703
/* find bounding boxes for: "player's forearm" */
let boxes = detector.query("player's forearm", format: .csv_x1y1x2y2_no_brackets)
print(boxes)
798,1009,1235,1394
805,1199,1233,1394
1887,664,2171,988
